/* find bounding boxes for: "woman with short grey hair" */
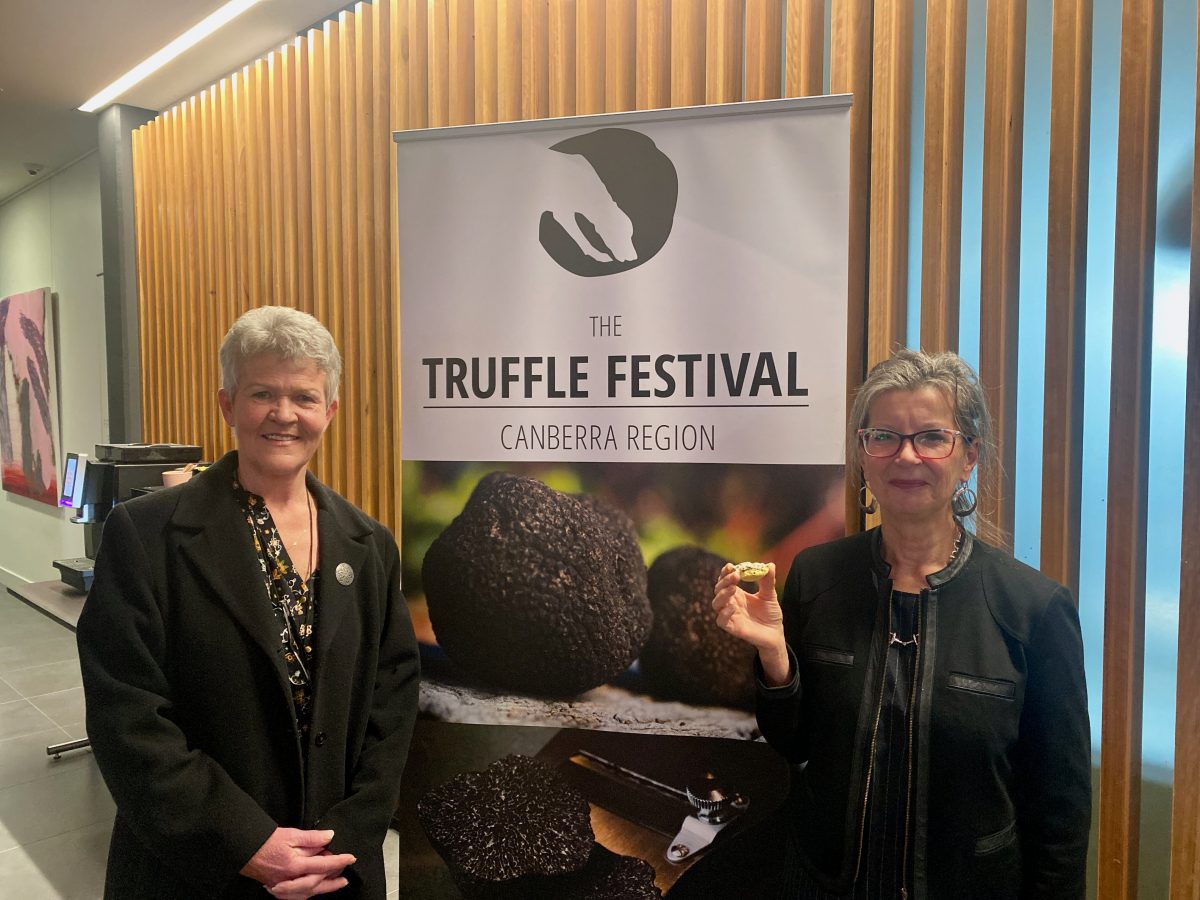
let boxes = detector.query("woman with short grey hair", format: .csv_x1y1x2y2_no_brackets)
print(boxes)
219,305,343,402
79,305,419,899
705,348,1090,898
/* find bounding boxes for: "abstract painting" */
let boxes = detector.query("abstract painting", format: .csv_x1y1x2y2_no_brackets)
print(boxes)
1,288,60,506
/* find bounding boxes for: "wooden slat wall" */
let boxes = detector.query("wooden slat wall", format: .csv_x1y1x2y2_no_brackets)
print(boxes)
548,0,576,116
474,0,498,122
449,0,474,125
866,0,912,368
606,0,636,111
498,1,522,122
919,0,966,353
135,4,401,527
576,0,605,115
786,0,824,98
670,0,704,106
1040,0,1091,600
705,0,744,104
635,0,669,109
745,0,783,102
977,0,1026,549
131,1,1198,889
373,2,393,517
830,0,873,529
1099,0,1163,896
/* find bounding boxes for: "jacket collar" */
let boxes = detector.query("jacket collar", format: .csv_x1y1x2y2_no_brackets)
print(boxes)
869,523,974,588
172,451,375,539
172,451,374,679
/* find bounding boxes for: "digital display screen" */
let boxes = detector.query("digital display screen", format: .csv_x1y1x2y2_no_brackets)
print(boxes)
59,452,85,508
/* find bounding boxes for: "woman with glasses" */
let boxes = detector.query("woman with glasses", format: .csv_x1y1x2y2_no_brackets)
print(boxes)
78,307,419,899
705,349,1090,899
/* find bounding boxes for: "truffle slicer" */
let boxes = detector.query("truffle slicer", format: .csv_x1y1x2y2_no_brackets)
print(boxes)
665,773,749,864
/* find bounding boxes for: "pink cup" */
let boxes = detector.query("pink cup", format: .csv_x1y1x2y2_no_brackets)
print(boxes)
161,469,192,487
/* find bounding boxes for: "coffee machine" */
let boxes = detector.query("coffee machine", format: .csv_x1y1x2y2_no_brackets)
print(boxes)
53,443,203,591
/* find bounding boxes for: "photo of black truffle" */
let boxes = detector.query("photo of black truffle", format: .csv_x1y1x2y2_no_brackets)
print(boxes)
422,472,652,696
417,754,594,883
639,546,757,709
454,844,663,899
575,492,649,601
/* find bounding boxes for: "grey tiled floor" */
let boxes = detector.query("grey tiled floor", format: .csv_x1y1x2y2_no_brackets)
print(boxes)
0,589,401,898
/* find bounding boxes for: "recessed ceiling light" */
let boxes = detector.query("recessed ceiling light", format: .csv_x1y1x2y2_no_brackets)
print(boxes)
78,0,264,113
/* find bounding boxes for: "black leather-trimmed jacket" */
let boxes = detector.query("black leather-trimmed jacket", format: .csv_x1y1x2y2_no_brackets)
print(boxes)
757,528,1090,899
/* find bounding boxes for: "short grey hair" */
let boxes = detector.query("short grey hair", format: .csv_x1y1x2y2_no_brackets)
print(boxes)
847,349,998,538
219,306,342,404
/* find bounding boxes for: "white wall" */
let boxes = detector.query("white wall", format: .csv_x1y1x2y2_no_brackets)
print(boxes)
0,153,107,587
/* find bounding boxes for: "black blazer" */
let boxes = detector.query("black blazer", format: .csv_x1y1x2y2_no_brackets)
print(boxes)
77,452,420,899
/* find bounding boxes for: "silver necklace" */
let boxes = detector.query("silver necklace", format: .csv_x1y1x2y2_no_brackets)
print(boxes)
947,527,963,566
887,528,960,649
282,490,316,581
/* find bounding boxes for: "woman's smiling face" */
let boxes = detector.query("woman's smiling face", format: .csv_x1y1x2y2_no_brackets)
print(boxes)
859,385,977,525
218,353,336,484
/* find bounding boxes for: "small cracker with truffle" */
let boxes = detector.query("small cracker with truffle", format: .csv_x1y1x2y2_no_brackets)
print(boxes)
734,561,770,582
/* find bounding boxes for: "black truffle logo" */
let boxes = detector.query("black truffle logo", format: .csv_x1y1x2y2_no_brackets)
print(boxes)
539,128,679,277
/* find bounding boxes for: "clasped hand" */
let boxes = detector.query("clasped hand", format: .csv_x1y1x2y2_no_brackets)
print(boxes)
241,827,356,898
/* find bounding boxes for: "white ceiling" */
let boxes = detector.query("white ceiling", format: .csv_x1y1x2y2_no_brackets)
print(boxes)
0,0,355,204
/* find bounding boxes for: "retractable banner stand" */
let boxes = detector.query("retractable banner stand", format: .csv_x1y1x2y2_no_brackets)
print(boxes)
394,97,851,896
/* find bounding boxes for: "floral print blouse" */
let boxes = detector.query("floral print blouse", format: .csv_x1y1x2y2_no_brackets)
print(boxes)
235,477,318,742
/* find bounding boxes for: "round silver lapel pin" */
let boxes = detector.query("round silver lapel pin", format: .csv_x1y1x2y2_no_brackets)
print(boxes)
335,563,354,586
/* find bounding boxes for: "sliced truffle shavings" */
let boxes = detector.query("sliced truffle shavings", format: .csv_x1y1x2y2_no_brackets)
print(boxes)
417,754,593,883
640,545,758,709
454,844,663,899
559,845,662,899
423,471,652,696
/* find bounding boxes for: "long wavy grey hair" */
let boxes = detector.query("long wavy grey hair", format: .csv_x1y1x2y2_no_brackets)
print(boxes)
219,306,342,406
846,349,1001,544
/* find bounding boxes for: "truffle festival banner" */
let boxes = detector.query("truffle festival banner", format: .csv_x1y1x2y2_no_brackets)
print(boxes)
398,98,850,465
395,97,850,739
393,97,851,897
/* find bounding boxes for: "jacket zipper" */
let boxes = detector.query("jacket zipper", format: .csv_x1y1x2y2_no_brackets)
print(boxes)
899,593,923,900
852,589,894,886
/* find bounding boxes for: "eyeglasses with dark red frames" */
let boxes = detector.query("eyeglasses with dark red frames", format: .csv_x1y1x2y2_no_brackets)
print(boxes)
857,427,975,460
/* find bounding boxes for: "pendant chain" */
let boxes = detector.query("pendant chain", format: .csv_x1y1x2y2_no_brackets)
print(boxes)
886,528,958,648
